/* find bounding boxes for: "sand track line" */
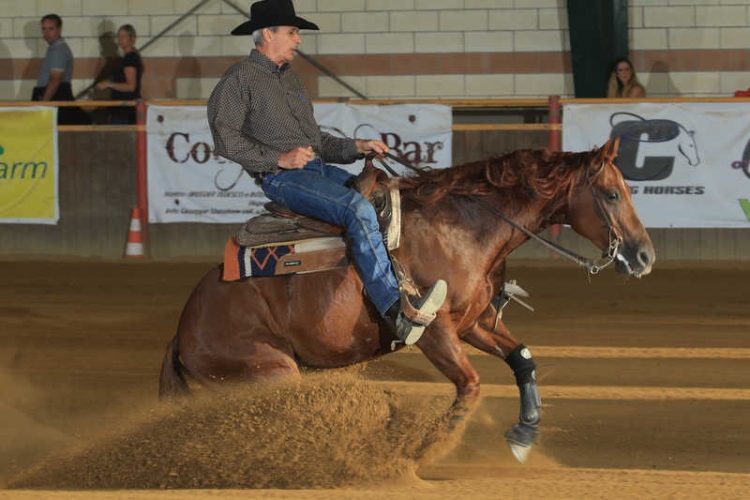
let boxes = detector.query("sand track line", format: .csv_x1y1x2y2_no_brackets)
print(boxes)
378,381,750,401
446,346,750,359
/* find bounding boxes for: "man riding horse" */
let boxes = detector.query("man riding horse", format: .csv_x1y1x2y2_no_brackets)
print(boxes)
207,0,447,346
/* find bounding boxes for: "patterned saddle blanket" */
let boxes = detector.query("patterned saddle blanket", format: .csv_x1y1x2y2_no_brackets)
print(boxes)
222,165,401,281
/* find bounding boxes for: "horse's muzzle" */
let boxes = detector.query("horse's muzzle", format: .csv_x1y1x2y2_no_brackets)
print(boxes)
615,242,655,278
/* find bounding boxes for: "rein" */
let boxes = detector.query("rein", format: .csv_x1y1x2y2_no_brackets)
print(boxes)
470,196,621,276
375,152,422,177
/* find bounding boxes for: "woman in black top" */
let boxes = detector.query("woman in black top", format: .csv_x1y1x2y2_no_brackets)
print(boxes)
96,24,143,124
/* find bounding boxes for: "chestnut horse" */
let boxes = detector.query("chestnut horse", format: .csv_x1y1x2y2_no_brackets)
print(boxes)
159,137,655,462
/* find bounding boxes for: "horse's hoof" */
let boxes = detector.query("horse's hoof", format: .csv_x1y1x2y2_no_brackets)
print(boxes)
505,423,539,463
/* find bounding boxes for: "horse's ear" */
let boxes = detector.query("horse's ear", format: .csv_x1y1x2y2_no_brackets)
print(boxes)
599,136,621,163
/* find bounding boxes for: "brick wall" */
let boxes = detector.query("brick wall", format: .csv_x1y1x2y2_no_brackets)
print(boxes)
0,0,748,101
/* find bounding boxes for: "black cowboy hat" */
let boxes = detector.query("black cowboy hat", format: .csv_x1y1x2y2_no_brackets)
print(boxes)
231,0,319,36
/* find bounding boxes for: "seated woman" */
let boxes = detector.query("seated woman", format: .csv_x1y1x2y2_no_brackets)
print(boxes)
96,24,144,124
607,57,646,98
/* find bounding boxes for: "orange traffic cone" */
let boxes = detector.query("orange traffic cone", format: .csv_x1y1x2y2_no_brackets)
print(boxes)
125,208,145,258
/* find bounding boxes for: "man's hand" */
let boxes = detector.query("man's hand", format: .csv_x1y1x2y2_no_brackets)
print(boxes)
355,139,389,158
278,146,314,169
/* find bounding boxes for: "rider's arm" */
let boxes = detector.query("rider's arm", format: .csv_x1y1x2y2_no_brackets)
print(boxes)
319,136,390,164
207,67,282,174
319,132,363,164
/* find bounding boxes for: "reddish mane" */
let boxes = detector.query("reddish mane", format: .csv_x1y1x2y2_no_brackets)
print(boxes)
398,147,597,208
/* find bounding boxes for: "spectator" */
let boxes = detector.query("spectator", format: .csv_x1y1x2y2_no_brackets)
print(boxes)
96,24,144,124
607,57,646,98
32,14,90,125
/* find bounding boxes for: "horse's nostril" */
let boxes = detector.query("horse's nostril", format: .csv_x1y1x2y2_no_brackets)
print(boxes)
638,249,652,267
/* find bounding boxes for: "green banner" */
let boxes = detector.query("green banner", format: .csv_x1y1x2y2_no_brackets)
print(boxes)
739,199,750,222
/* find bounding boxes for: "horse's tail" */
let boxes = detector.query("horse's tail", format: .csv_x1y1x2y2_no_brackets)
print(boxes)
158,336,190,399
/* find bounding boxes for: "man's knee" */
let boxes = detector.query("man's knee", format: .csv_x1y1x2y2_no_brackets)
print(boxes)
349,194,377,218
345,195,379,231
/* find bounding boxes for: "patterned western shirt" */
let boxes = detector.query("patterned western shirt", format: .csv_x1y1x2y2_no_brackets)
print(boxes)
207,49,361,176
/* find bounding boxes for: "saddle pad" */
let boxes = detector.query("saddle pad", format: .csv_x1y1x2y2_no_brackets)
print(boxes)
224,187,401,281
223,236,347,281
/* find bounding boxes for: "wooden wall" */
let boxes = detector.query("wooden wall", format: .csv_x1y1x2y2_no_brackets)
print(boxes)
0,130,747,261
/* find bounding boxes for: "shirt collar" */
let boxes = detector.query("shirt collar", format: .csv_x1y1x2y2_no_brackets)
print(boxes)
250,49,290,73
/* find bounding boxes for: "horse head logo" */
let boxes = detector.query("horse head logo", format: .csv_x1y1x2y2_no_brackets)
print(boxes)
676,126,699,166
609,112,701,181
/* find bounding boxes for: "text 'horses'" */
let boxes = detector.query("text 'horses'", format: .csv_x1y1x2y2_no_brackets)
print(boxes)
159,137,655,463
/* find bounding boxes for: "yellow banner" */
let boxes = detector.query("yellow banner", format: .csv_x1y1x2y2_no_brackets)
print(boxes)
0,107,58,223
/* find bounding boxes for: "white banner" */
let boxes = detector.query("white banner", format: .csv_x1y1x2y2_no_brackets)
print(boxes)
147,104,452,223
563,102,750,228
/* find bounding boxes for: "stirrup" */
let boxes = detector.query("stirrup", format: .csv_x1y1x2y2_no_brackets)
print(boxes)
391,280,448,350
399,279,447,327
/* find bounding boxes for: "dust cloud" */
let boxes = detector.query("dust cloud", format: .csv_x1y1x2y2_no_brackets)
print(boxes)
0,367,71,487
7,372,454,489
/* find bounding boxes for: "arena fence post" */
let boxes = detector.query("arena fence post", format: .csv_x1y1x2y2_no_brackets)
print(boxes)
548,95,561,151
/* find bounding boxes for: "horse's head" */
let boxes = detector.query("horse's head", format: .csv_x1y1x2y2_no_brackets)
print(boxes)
677,127,700,166
567,137,655,277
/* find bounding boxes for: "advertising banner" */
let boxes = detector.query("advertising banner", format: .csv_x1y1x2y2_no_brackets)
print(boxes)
147,104,452,223
563,102,750,228
0,107,58,224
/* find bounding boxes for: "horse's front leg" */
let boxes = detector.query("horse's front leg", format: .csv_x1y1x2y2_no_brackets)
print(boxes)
462,306,541,463
410,320,481,460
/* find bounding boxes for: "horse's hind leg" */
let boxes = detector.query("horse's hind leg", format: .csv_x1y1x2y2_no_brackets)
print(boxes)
183,327,301,389
172,266,302,392
462,306,542,463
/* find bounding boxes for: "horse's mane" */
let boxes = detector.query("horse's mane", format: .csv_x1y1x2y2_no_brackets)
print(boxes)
398,147,597,207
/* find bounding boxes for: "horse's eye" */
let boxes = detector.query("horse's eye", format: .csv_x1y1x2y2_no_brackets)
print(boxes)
607,191,619,202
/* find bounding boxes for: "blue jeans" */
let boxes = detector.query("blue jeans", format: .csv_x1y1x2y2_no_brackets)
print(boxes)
261,159,400,317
